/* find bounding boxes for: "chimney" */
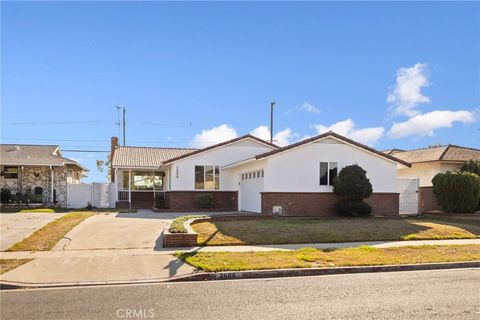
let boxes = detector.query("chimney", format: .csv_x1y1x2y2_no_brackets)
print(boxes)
110,137,119,182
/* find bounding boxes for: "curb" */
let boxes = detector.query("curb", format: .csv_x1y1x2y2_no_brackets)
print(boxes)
166,261,480,282
2,261,479,290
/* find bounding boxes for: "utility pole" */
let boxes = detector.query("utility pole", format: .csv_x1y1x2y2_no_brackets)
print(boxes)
270,101,276,143
122,107,126,146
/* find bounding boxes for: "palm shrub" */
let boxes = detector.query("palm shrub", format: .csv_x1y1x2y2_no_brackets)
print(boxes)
333,165,373,216
1,188,12,204
432,171,480,213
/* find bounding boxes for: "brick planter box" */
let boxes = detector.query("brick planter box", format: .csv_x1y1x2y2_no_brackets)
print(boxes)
163,218,199,247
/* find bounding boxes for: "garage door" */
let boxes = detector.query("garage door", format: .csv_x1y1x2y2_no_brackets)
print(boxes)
240,170,264,213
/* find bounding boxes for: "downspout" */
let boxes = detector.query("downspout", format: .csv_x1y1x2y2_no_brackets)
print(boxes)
129,169,132,210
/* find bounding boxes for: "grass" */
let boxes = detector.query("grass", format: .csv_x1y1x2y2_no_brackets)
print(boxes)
169,215,207,233
0,259,33,275
19,208,55,213
192,217,480,246
176,244,480,272
6,212,95,251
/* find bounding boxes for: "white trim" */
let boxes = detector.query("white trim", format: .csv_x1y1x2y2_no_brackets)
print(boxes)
166,137,277,165
222,157,256,169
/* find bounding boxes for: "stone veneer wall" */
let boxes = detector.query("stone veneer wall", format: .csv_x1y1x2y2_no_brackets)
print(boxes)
0,166,68,207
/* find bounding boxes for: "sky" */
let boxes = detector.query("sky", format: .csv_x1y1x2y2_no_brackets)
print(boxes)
1,1,479,183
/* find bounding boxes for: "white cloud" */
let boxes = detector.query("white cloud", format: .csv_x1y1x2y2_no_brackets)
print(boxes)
191,124,238,148
387,63,430,117
314,119,385,146
389,110,475,138
298,102,321,114
250,125,295,147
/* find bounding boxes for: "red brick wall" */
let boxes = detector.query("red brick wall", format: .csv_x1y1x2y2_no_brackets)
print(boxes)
166,191,238,211
261,192,399,217
163,232,197,247
419,187,441,212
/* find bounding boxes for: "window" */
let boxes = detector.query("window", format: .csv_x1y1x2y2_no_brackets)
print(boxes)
319,162,338,186
123,171,164,190
3,166,18,179
194,165,220,190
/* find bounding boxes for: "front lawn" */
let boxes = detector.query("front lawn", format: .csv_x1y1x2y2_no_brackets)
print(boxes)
0,207,70,213
6,212,95,251
0,259,33,275
192,217,480,246
176,244,480,271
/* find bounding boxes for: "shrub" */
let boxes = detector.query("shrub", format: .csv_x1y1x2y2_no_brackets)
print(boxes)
155,193,167,209
333,165,373,216
460,160,480,176
194,194,214,209
29,194,43,203
336,200,372,217
432,171,480,213
333,165,373,200
1,188,12,204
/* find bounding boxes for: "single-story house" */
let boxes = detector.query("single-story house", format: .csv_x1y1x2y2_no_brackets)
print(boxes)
0,144,87,207
384,145,480,212
111,132,410,216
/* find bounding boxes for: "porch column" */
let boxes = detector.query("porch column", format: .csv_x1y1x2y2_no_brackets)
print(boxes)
50,166,54,204
128,169,132,209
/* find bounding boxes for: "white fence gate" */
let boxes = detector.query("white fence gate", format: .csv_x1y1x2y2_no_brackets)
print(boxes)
397,178,419,215
67,183,115,208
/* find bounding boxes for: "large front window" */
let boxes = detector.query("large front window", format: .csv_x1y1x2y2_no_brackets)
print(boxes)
123,171,163,190
195,165,220,190
3,166,18,179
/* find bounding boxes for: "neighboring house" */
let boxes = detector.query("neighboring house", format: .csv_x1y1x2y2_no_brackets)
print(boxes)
384,145,480,212
0,144,87,207
110,132,410,216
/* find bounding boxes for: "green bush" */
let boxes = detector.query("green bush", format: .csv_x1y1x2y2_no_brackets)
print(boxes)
1,188,12,204
28,194,43,203
194,194,215,209
333,165,373,200
432,171,480,213
336,200,372,216
333,165,373,216
460,160,480,176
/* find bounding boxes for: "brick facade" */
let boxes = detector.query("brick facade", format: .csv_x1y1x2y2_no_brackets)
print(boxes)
261,192,399,217
166,191,238,211
419,187,441,212
163,232,197,247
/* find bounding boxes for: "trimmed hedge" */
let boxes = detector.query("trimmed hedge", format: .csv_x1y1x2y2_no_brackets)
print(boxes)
336,200,372,216
333,165,373,216
195,194,215,209
432,171,480,213
169,215,207,233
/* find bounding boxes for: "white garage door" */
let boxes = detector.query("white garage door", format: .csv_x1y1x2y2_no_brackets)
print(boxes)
240,170,264,213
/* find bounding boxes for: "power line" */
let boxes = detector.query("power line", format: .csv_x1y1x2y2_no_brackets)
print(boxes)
2,121,111,125
62,150,109,153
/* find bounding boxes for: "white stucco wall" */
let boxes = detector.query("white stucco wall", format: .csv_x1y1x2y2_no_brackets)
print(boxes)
168,139,275,191
262,138,398,193
397,161,463,187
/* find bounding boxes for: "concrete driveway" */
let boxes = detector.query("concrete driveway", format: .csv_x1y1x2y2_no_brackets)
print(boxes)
53,210,171,250
0,212,68,251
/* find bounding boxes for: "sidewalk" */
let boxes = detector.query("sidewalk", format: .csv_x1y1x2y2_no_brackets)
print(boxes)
1,238,479,288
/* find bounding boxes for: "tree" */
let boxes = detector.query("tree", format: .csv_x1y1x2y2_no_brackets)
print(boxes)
460,160,480,176
333,164,373,216
96,153,111,180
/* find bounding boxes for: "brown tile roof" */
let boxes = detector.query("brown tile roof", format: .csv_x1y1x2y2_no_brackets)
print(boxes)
254,131,411,167
0,144,85,169
162,135,279,164
112,146,197,168
386,145,480,163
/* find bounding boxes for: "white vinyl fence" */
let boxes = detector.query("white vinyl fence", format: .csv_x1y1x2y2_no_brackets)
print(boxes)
397,178,420,215
67,183,115,208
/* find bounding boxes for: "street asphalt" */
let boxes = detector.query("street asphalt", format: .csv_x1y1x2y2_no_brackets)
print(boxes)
1,268,479,320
